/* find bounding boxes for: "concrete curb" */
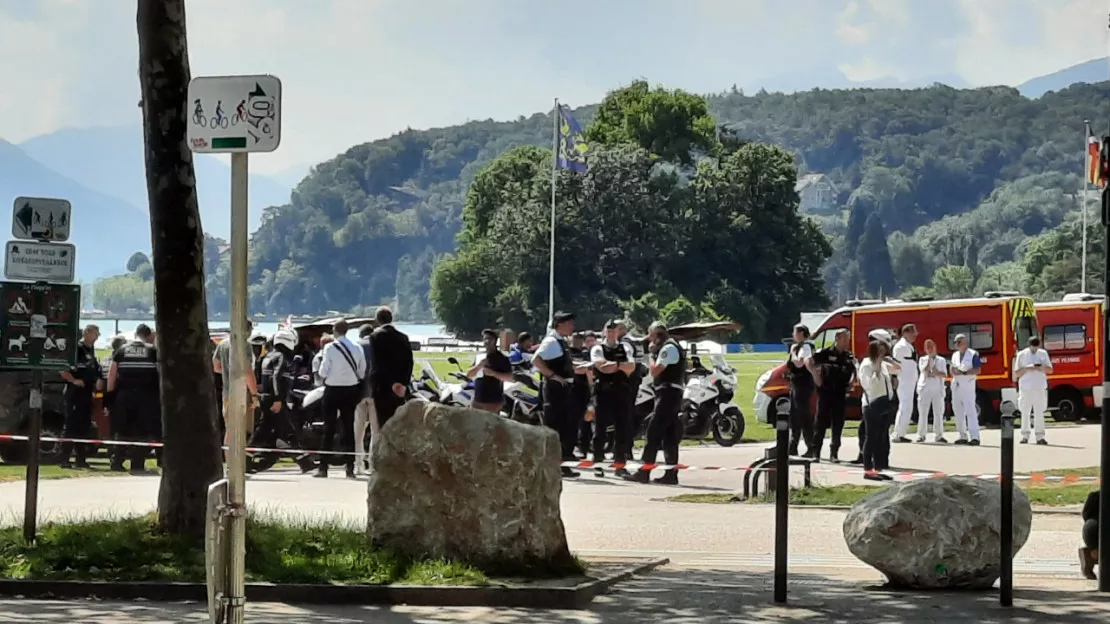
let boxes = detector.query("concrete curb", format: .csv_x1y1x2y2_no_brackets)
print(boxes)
663,499,1083,516
0,557,669,609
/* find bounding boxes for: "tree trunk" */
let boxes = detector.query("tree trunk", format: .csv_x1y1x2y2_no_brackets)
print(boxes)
137,0,222,538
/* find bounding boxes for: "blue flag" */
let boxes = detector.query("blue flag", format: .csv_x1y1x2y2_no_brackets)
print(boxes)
556,104,589,173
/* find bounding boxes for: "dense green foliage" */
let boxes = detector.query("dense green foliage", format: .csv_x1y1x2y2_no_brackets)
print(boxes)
92,80,1109,333
432,83,831,339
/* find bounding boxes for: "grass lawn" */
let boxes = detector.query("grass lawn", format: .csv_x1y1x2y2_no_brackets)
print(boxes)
0,514,583,585
0,458,130,484
666,466,1101,507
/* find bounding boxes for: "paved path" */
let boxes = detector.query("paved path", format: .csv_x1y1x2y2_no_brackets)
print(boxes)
0,566,1107,622
0,424,1103,621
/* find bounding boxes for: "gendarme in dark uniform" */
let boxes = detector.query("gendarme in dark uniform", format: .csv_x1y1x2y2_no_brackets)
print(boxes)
625,322,686,485
533,311,579,478
109,324,160,473
59,325,101,468
811,331,856,463
590,320,636,478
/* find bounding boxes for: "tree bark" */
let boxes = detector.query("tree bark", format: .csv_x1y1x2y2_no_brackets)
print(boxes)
137,0,222,538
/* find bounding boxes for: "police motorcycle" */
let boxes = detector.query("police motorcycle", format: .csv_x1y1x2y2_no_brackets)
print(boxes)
503,366,544,425
441,356,475,407
410,360,444,403
678,353,745,446
636,322,745,447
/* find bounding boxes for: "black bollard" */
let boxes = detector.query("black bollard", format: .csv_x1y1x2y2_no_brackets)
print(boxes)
999,400,1016,607
773,397,791,604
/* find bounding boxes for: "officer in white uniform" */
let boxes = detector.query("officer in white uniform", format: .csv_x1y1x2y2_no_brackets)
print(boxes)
1014,335,1053,445
950,333,982,446
915,338,948,443
891,324,919,443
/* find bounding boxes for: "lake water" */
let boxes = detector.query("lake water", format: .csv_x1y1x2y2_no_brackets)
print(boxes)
79,318,448,349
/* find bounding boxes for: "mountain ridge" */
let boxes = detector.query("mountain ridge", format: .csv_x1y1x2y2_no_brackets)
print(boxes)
0,139,149,279
19,125,292,236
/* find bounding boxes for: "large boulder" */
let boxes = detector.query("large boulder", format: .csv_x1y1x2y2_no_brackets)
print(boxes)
366,401,573,570
843,476,1033,589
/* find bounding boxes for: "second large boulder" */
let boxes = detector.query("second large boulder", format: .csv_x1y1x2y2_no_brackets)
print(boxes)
843,476,1032,589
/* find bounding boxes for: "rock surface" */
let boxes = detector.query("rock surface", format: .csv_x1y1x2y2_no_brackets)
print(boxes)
842,476,1032,589
366,401,573,569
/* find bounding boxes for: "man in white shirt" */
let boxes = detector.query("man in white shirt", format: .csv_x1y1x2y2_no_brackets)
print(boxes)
891,324,919,443
950,334,982,446
1015,336,1053,445
316,319,367,479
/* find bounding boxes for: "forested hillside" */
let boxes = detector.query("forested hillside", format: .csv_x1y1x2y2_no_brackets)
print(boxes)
95,80,1110,331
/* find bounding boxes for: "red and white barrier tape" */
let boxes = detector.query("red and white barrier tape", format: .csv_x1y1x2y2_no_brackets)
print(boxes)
559,459,1101,482
0,434,1099,482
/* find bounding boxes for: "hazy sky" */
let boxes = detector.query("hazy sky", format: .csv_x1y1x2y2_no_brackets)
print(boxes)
0,0,1106,175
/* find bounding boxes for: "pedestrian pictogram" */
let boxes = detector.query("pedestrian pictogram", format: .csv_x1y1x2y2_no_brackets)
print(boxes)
11,197,71,242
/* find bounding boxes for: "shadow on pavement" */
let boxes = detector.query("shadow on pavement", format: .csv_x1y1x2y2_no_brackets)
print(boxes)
0,568,1108,623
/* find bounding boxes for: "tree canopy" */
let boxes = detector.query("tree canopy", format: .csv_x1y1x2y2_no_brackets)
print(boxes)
430,83,831,339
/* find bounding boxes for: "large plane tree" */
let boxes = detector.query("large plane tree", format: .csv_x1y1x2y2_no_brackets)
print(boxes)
137,0,222,537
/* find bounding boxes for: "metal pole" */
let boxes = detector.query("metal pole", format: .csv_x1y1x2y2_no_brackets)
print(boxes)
226,151,250,622
773,399,790,603
22,370,43,543
1084,120,1091,293
548,98,559,325
999,402,1015,606
1100,182,1110,592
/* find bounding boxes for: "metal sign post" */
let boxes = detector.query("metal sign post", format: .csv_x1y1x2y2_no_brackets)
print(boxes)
188,73,281,624
1,196,79,544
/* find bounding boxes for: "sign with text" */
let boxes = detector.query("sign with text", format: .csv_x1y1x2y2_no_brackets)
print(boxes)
187,74,282,154
3,241,76,283
12,197,71,242
0,281,80,371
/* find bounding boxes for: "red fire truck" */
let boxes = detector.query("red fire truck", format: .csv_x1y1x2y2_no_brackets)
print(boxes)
754,292,1038,426
1034,294,1104,421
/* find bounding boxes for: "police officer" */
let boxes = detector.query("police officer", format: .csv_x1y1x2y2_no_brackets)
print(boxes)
253,328,314,472
625,322,685,485
58,325,101,469
107,323,160,474
810,329,855,463
532,311,580,478
786,324,817,457
616,319,644,459
590,320,636,478
567,332,594,458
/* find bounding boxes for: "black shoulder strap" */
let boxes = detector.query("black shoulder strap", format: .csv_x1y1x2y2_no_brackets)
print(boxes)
334,340,360,377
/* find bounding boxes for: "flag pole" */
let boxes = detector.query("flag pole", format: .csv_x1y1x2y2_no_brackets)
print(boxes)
1083,119,1091,293
548,98,559,326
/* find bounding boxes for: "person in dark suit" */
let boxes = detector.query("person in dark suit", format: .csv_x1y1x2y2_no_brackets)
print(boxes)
368,306,414,426
1081,489,1101,580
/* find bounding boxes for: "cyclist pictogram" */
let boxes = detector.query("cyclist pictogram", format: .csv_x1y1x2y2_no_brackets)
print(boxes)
192,99,207,128
232,99,246,126
210,100,228,129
